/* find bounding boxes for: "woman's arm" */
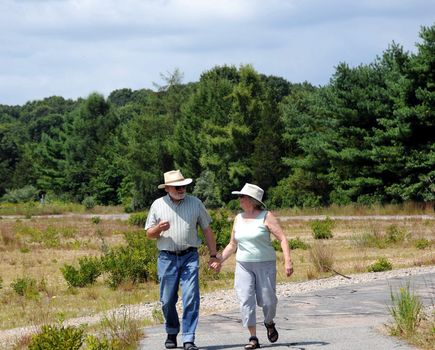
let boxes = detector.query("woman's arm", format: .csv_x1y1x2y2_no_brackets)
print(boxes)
220,227,237,263
265,211,293,277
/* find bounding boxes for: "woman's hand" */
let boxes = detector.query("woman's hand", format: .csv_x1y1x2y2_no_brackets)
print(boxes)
285,261,294,277
209,257,222,273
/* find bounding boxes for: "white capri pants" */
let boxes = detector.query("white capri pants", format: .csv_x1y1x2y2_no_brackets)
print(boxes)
234,260,278,327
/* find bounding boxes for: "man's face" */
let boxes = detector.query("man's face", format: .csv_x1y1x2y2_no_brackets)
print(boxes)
165,185,187,201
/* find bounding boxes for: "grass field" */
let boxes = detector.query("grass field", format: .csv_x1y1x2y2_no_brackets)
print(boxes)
0,203,433,348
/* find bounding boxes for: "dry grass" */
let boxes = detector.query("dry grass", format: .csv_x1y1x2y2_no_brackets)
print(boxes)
0,210,433,333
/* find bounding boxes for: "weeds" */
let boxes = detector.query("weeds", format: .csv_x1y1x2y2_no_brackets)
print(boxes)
414,238,430,250
309,242,334,273
152,305,164,324
11,276,39,299
97,306,144,349
388,283,423,336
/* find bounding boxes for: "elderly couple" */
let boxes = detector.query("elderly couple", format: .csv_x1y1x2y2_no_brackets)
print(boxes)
145,170,293,350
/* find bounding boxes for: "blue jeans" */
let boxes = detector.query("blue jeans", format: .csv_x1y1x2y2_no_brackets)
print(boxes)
158,250,200,343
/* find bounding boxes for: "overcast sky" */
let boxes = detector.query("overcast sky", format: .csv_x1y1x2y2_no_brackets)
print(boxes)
1,0,434,106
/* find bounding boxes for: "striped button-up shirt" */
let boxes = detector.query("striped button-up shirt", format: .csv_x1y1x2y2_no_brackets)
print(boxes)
145,194,212,251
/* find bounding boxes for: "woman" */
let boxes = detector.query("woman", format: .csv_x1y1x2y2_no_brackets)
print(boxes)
213,183,293,349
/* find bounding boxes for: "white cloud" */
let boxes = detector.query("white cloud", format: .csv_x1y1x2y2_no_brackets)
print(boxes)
0,0,434,104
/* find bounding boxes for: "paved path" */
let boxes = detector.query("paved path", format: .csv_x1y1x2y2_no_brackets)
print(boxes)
139,272,434,350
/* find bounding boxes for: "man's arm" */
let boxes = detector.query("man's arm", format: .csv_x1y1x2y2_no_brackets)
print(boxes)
146,220,170,239
202,226,217,257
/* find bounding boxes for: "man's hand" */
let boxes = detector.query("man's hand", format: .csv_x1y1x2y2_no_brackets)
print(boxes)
146,220,170,239
157,220,170,233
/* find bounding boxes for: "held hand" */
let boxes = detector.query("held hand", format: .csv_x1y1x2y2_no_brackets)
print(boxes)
208,257,222,273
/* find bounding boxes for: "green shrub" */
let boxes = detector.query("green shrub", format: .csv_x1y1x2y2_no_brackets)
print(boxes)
29,324,85,350
388,283,423,336
61,256,102,288
272,239,281,251
0,276,3,289
310,217,334,239
386,224,407,244
272,238,308,251
209,209,232,250
267,169,323,208
368,257,392,272
82,196,97,210
11,276,39,298
289,237,309,250
127,211,147,227
86,335,115,350
101,231,158,288
42,226,60,248
1,185,38,203
92,216,101,225
352,231,387,249
414,238,430,250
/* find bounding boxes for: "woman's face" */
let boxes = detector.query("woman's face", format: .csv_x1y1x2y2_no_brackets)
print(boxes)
238,195,254,211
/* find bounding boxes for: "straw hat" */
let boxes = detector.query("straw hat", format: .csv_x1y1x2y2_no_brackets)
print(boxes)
158,170,193,189
231,183,266,208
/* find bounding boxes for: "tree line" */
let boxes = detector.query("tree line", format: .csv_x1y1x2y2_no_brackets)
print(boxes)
0,25,433,210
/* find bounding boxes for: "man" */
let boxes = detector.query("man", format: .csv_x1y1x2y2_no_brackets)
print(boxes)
145,170,218,350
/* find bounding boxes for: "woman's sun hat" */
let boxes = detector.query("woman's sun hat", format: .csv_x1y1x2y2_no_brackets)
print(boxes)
158,170,193,189
232,183,266,208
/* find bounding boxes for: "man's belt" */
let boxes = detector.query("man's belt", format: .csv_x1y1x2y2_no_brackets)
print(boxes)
161,247,197,256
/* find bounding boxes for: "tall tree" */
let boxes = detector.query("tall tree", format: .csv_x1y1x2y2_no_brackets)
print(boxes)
63,93,119,201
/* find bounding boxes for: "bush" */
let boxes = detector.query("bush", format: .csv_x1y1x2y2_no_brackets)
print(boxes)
209,209,232,250
82,196,97,210
101,231,158,288
127,211,147,227
289,237,309,250
272,237,309,251
386,225,407,244
368,257,392,272
11,276,39,298
61,256,102,288
29,324,85,350
414,238,430,250
272,239,281,251
1,185,38,203
0,276,3,289
311,217,334,239
92,216,101,225
267,169,324,208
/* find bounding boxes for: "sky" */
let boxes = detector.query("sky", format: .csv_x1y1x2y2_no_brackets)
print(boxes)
1,0,434,106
